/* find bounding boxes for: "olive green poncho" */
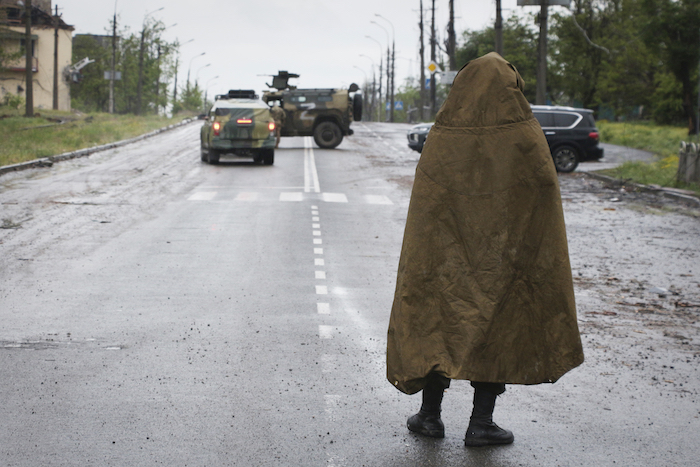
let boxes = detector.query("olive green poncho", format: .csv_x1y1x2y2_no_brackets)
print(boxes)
387,53,584,395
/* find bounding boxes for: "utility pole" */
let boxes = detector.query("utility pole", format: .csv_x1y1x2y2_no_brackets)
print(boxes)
430,0,436,118
52,4,59,110
447,0,456,71
109,8,116,114
536,1,548,104
136,23,146,115
495,0,503,56
419,0,425,121
24,0,33,117
172,56,178,109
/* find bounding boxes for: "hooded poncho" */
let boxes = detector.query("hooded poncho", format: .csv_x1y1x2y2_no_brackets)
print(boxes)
387,53,584,395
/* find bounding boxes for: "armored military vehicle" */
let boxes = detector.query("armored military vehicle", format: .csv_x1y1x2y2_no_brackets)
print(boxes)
262,71,363,149
200,89,276,165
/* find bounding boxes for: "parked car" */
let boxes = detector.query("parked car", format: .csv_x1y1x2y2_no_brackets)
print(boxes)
407,123,433,153
406,105,604,173
531,105,603,172
200,89,276,165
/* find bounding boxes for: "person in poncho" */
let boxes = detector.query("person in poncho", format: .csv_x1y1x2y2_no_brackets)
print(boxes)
386,52,584,447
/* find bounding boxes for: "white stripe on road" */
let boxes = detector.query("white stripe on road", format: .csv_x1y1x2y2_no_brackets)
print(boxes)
315,258,325,266
319,325,334,339
364,194,394,205
188,191,217,201
315,271,326,279
316,285,328,295
280,192,303,202
304,137,321,193
313,239,322,244
317,303,330,315
321,192,348,203
314,248,324,254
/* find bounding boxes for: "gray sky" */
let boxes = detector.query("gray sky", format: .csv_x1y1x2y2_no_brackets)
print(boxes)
56,0,549,97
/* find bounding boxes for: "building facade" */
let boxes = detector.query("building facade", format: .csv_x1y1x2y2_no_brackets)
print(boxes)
0,0,73,111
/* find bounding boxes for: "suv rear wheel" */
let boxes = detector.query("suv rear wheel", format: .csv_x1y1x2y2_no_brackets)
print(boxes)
262,148,274,165
552,145,579,173
314,121,343,149
207,148,220,165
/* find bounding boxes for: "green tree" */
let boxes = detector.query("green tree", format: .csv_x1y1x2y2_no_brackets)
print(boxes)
455,15,539,102
641,0,700,133
71,34,111,111
71,17,177,114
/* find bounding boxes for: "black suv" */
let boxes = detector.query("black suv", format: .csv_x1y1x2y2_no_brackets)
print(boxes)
407,105,603,173
531,105,603,172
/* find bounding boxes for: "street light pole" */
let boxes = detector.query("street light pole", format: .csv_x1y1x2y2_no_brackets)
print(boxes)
21,0,33,117
366,36,383,123
186,52,205,94
371,20,390,122
375,14,395,123
195,63,210,87
360,54,376,121
109,0,117,113
172,38,193,107
204,75,218,113
137,6,164,115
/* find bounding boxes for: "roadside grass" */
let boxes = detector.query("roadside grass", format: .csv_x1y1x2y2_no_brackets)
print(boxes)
597,121,700,196
0,108,186,167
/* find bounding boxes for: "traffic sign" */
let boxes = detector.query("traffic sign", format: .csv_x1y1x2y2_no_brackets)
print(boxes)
427,61,441,74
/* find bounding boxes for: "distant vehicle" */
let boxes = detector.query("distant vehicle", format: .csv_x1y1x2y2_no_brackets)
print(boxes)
262,71,362,149
407,123,433,153
531,105,603,173
406,105,604,173
200,90,276,165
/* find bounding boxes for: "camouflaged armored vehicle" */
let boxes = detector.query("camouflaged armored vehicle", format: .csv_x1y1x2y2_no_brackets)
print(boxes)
262,71,362,149
200,89,276,165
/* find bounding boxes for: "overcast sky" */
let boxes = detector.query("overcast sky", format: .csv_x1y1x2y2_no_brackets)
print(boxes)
55,0,554,97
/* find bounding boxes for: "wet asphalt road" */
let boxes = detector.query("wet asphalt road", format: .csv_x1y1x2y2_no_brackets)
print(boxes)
1,122,699,466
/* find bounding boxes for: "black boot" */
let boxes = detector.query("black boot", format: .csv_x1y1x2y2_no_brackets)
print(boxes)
407,373,450,438
464,384,514,447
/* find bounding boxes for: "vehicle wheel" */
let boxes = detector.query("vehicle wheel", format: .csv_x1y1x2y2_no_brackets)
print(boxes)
313,121,343,149
552,145,579,173
207,148,220,164
200,147,207,162
353,93,363,122
262,148,274,165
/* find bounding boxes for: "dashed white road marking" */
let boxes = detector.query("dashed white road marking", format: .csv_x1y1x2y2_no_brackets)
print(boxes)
317,303,330,315
312,216,320,222
315,271,326,279
312,223,321,229
314,248,324,254
313,238,323,244
313,230,322,236
316,285,328,295
188,191,217,201
280,192,303,202
364,194,394,205
322,192,348,203
315,258,325,266
319,325,335,339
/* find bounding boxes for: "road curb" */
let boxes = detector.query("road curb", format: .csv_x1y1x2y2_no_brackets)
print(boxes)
0,117,196,178
582,171,700,207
